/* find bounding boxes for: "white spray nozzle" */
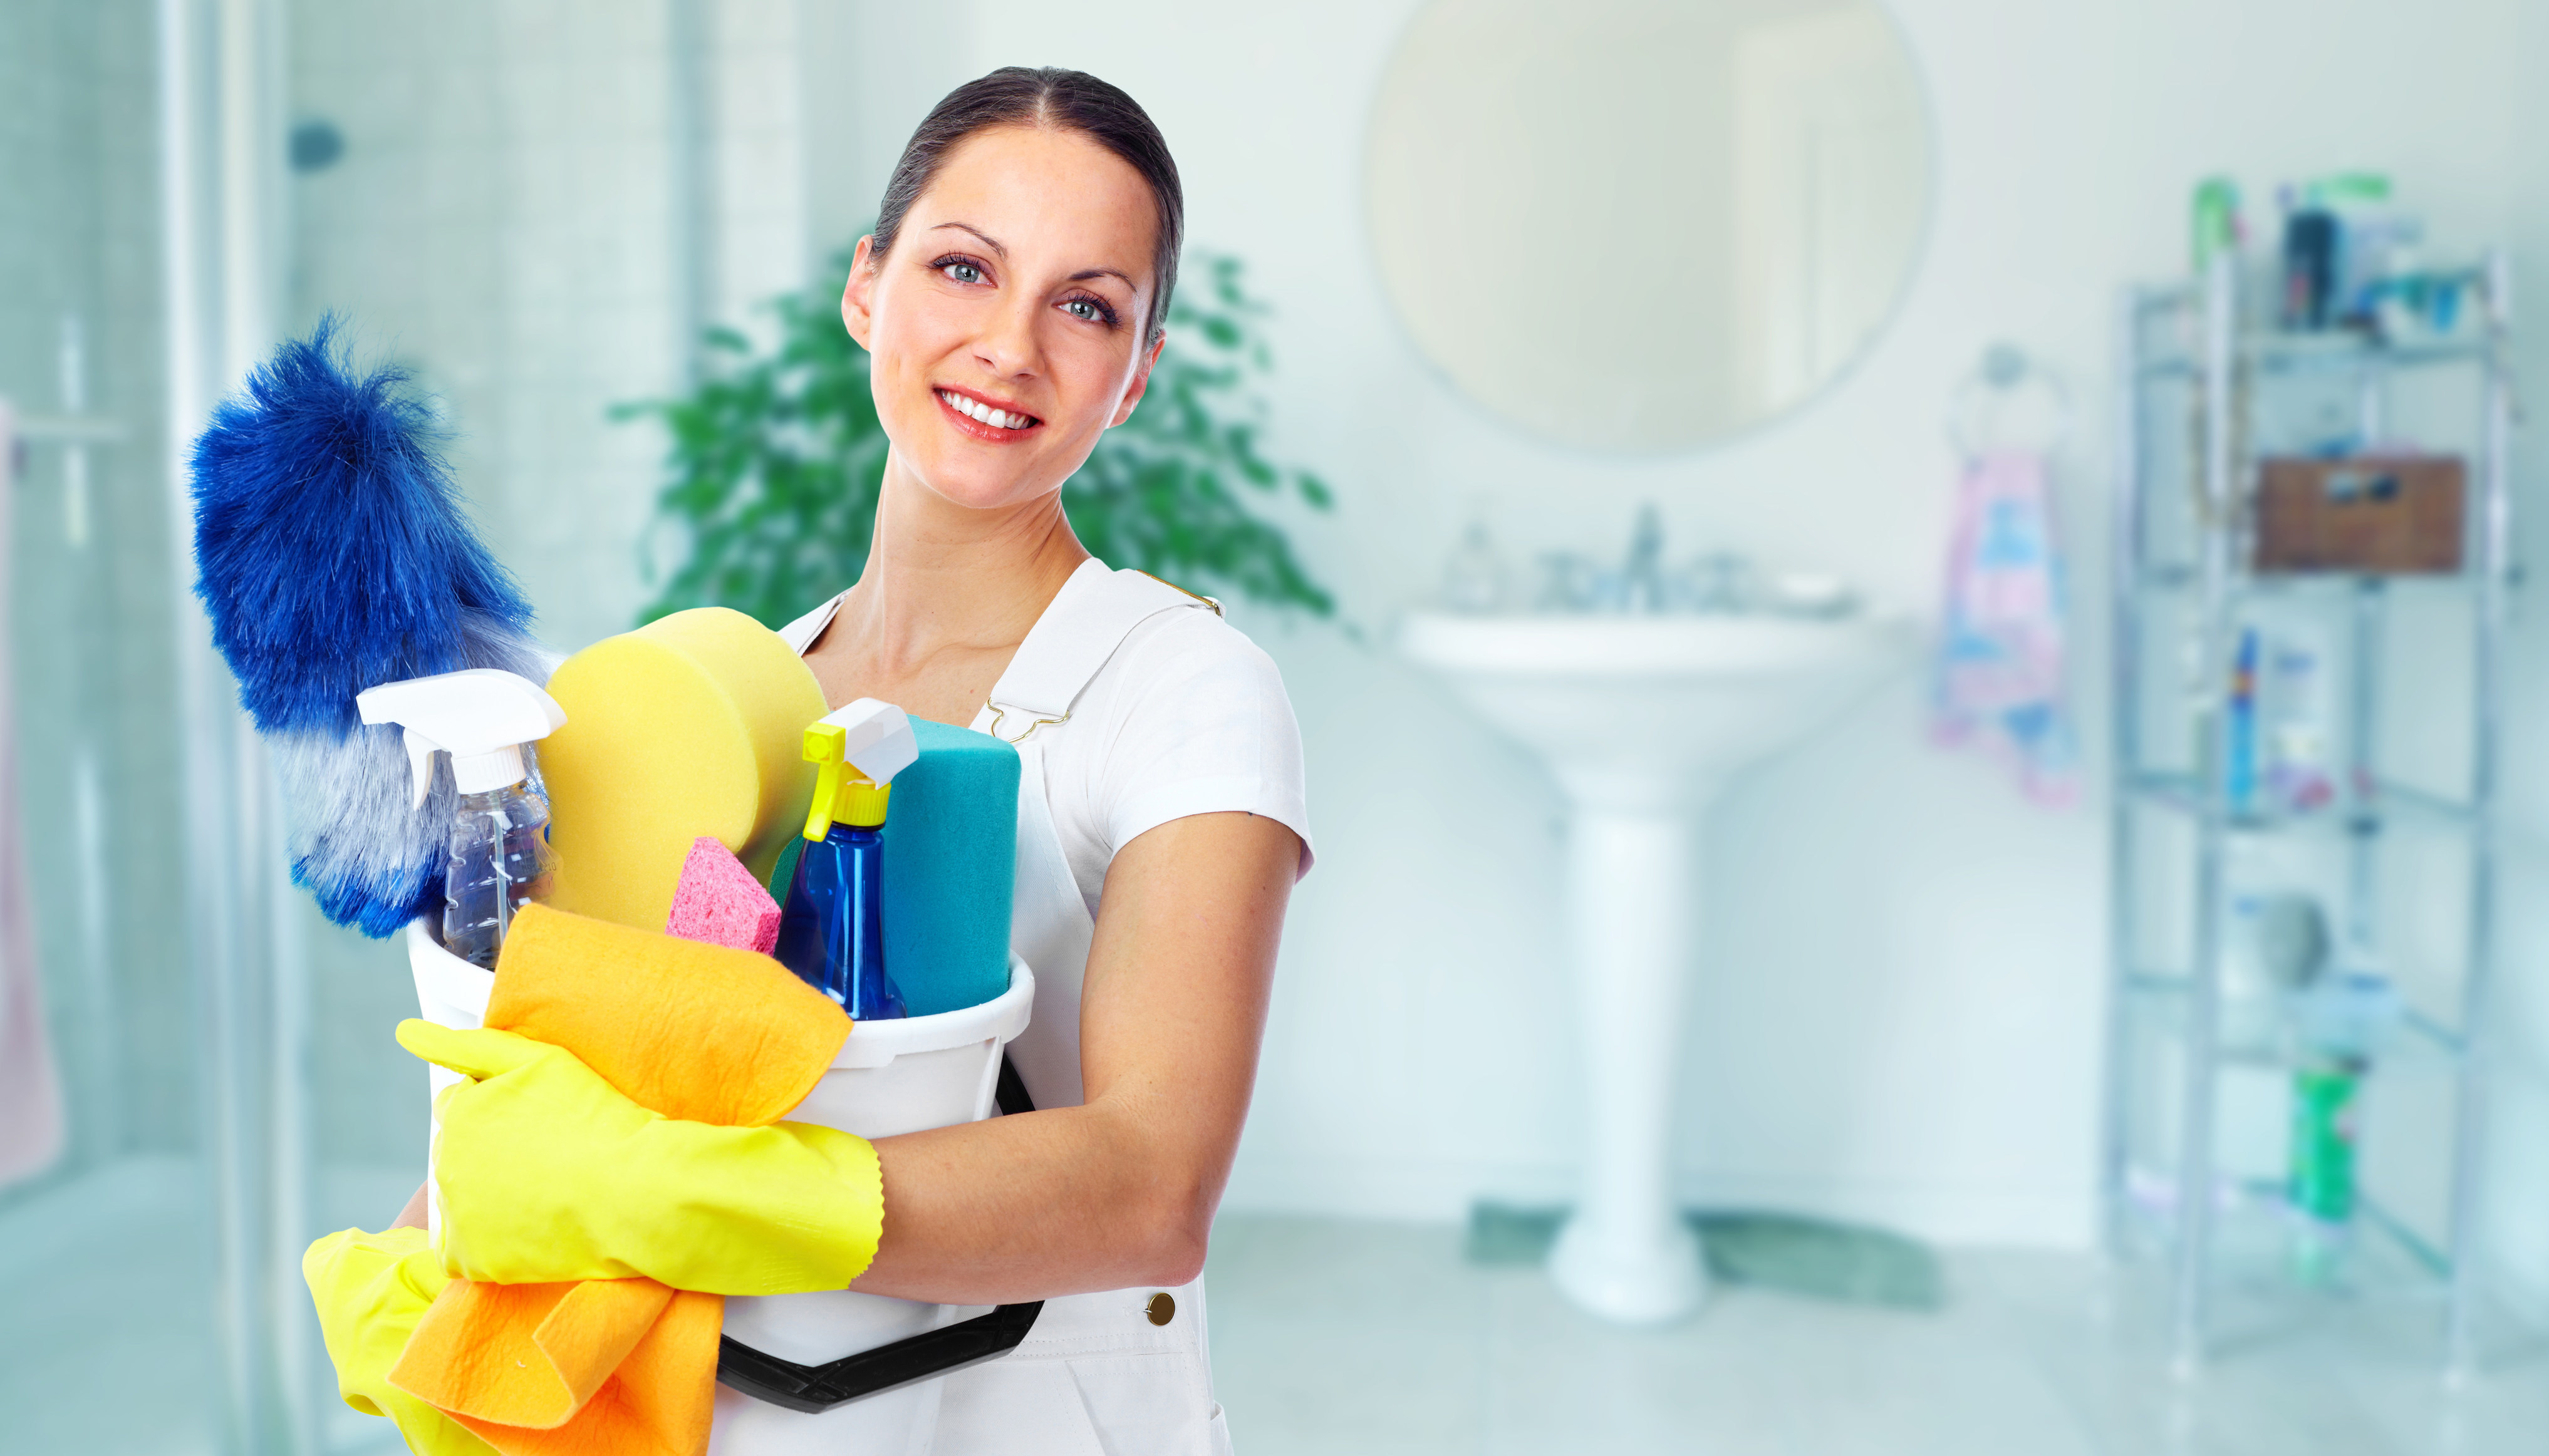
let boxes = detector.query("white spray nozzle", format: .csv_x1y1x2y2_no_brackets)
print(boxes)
357,668,569,809
822,698,919,785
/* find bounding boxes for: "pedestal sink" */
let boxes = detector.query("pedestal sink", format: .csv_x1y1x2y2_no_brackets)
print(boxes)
1401,609,1914,1324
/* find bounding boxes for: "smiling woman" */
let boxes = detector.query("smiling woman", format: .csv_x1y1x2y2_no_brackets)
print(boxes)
843,120,1175,541
403,66,1309,1456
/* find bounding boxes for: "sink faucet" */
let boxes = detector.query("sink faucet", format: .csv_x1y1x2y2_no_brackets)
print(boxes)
1622,503,1666,614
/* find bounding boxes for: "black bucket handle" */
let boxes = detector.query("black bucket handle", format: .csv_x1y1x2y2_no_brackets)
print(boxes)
716,1055,1044,1414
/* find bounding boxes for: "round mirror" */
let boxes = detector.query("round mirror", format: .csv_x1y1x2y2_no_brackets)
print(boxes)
1366,0,1933,453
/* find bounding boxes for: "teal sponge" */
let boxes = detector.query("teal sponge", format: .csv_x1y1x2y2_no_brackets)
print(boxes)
769,719,1019,1016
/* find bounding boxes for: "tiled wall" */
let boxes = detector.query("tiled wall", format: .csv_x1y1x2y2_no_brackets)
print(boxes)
0,0,195,1174
291,0,685,658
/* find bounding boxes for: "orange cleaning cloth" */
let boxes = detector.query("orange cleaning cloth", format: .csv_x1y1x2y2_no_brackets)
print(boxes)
389,904,850,1456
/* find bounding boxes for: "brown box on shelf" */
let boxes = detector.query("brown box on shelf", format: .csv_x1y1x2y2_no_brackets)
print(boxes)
2253,455,2465,574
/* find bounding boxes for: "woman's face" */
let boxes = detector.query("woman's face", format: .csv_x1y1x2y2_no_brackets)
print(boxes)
843,125,1163,514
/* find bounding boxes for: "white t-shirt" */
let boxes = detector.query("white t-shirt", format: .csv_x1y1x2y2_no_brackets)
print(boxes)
782,567,1314,919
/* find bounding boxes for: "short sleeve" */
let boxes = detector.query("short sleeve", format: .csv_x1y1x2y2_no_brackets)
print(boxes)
1089,611,1314,880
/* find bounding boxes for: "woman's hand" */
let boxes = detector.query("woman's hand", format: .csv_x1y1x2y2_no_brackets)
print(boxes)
399,1022,884,1294
848,810,1298,1304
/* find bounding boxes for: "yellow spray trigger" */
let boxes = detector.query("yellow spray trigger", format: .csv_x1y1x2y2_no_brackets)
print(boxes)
800,719,897,837
803,723,848,841
799,700,916,838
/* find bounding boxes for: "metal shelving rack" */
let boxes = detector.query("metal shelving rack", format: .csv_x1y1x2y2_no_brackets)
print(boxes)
2105,250,2515,1376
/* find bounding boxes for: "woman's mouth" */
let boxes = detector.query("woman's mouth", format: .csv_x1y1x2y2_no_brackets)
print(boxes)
935,388,1042,439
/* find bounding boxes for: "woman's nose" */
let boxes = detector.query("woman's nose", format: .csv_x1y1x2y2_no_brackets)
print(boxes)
973,293,1043,379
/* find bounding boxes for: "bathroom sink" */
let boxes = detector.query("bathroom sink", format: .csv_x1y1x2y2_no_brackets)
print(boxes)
1400,612,1915,803
1402,608,1913,1324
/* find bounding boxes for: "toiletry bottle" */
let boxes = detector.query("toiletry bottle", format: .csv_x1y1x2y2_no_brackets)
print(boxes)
1441,517,1508,614
2289,1056,2360,1225
775,699,918,1018
2282,186,2338,331
2285,968,2398,1283
2225,627,2261,815
2190,176,2241,273
2286,1048,2359,1288
356,668,569,969
2260,626,2335,814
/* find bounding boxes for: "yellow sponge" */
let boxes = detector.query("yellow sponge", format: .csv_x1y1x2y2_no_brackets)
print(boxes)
540,608,828,933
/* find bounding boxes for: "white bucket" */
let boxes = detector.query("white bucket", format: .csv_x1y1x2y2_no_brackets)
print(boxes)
404,920,1035,1456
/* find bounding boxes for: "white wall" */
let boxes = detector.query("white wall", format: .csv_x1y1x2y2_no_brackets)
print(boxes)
918,0,2541,1258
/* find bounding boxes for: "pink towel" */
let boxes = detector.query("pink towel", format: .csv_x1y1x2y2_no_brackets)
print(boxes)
0,758,63,1186
0,401,64,1187
1932,450,2078,807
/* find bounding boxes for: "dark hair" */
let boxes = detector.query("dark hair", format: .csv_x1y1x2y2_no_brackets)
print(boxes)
871,67,1183,344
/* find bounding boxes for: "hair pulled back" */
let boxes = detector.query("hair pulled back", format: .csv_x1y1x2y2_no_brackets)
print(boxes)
871,67,1184,344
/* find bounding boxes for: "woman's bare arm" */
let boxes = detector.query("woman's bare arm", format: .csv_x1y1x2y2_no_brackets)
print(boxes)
390,1180,429,1231
845,809,1297,1304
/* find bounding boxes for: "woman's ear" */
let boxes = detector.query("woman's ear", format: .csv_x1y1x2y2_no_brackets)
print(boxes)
1109,330,1168,428
841,235,880,348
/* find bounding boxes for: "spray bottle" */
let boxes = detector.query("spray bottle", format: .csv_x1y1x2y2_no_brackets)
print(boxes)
356,668,568,969
774,699,917,1018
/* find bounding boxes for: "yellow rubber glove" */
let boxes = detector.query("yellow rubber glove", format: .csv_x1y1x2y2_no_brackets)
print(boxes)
303,1227,499,1456
397,1020,883,1296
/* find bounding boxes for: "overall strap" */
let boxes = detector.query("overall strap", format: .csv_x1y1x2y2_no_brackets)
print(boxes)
979,564,1216,743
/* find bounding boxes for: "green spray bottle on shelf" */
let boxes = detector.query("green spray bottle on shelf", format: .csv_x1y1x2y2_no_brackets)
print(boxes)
2285,968,2400,1284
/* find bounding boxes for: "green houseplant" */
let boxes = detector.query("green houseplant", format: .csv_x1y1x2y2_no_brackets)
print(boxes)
620,249,1334,629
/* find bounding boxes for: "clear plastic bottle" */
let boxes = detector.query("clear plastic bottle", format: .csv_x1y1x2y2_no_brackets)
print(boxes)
355,666,568,962
442,777,558,969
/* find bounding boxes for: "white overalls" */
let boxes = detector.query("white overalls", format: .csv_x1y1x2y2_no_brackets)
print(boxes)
779,562,1237,1456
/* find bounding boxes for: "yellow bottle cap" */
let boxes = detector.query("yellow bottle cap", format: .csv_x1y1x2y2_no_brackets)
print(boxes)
837,779,891,828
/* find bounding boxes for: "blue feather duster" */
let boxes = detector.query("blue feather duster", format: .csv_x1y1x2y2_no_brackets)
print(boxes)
191,318,547,936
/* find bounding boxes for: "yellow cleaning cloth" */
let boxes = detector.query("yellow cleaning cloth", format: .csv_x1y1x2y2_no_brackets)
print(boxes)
541,608,829,932
388,904,853,1456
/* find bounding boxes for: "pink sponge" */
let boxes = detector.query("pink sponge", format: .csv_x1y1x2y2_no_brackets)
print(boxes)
665,836,783,955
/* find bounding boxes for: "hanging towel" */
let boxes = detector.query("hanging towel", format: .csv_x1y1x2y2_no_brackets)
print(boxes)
0,400,65,1188
363,905,849,1456
1932,449,2079,806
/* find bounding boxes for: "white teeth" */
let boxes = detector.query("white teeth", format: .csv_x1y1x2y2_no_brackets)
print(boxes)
942,391,1030,430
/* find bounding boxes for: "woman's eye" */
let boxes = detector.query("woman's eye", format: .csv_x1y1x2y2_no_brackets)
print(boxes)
1064,300,1098,321
942,261,984,284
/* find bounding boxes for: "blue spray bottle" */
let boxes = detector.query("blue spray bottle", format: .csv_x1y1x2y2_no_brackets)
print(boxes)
774,699,918,1018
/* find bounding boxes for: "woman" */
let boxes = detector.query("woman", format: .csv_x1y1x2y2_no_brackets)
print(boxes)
411,66,1307,1454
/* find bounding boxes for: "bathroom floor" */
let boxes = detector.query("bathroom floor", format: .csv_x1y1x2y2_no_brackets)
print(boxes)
1202,1216,2549,1456
8,1173,2546,1455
